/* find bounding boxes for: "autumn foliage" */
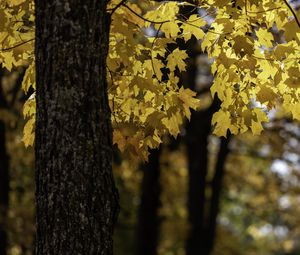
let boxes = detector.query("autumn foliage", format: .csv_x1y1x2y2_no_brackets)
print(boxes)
0,0,299,160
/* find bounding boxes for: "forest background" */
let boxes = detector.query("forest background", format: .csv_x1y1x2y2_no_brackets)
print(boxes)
1,0,300,254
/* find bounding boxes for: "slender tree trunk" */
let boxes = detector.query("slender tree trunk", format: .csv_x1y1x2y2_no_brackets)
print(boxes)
182,38,216,255
186,102,228,255
205,136,231,254
35,1,119,254
136,148,161,255
182,35,223,254
183,40,208,255
0,68,9,255
185,100,218,255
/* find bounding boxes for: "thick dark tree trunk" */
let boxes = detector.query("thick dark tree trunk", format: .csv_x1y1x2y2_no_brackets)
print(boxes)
136,148,161,255
205,136,231,254
35,1,119,254
0,68,9,255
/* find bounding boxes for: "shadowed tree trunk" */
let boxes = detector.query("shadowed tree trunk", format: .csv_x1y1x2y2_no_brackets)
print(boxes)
186,101,230,255
136,148,161,255
181,25,228,254
35,1,119,254
184,66,231,255
205,136,231,254
182,36,216,255
185,97,219,255
0,68,9,255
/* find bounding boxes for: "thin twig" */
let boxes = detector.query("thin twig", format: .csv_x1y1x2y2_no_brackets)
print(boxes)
0,38,34,52
150,23,163,81
123,4,171,24
247,7,281,14
110,0,128,16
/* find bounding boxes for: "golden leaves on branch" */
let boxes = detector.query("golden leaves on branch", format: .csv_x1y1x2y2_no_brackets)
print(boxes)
1,0,300,159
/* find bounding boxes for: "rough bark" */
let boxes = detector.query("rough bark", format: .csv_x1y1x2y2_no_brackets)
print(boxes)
136,148,161,255
35,1,119,254
0,68,9,255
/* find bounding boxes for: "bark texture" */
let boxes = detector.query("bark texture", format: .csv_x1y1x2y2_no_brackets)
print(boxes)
35,1,119,254
136,148,161,255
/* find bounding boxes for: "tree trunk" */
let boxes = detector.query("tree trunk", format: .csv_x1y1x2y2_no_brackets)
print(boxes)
182,38,221,254
182,39,216,255
35,1,119,254
136,148,161,255
0,68,9,255
185,99,218,255
205,136,231,254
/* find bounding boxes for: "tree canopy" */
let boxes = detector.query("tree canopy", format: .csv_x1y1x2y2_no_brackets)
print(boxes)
0,0,300,159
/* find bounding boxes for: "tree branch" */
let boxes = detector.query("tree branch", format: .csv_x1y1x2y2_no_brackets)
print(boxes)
109,0,128,16
0,39,34,52
283,0,300,28
122,4,171,24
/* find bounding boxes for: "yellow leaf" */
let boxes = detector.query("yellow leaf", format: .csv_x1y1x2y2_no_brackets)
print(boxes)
161,21,180,38
256,28,274,48
181,15,206,41
23,98,36,118
1,52,14,71
9,0,26,6
167,48,188,72
250,109,268,135
23,118,35,147
212,109,231,137
22,62,36,93
178,87,200,120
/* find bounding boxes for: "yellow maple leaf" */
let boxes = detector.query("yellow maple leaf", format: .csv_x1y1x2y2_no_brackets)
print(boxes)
178,87,200,120
212,109,231,137
161,21,181,38
167,48,188,72
181,15,206,41
256,28,274,48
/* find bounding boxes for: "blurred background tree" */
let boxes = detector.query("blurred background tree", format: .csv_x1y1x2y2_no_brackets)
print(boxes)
0,67,35,255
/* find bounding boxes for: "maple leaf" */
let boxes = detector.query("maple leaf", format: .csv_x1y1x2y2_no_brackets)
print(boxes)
256,28,274,48
2,0,300,159
212,110,231,137
181,15,206,41
161,21,181,38
167,48,188,72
